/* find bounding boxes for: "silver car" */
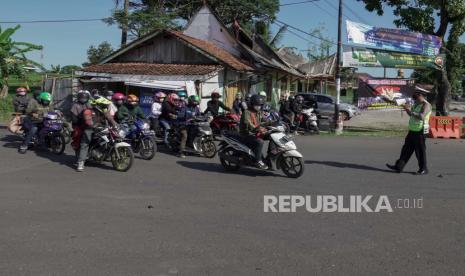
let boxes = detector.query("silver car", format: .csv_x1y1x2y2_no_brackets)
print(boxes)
298,93,359,121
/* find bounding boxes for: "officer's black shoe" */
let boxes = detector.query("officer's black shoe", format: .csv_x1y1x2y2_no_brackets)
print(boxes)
386,163,401,173
415,169,428,175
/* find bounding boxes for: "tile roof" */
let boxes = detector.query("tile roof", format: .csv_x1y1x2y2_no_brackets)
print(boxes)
82,63,222,76
167,30,254,71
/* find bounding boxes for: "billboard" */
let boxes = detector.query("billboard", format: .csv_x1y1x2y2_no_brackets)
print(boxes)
343,45,444,69
346,20,442,56
357,77,416,110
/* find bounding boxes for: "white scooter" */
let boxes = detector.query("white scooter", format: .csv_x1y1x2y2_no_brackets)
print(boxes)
218,124,304,178
296,108,319,135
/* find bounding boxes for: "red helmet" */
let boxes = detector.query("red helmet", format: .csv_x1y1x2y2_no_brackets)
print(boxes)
211,92,221,99
167,93,179,105
112,92,126,101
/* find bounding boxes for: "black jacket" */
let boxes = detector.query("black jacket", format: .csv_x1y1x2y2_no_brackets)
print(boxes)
204,100,230,116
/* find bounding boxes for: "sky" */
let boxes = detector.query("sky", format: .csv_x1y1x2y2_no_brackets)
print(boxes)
2,0,464,78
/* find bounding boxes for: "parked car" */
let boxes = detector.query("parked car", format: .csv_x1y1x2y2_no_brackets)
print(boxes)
297,93,359,121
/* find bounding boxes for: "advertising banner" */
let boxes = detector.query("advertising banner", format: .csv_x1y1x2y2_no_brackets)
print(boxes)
357,77,416,110
343,45,444,69
346,20,442,56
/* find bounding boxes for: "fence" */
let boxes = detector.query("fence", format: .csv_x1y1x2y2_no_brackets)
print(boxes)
43,77,81,118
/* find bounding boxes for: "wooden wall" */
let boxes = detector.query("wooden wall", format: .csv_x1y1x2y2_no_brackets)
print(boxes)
113,35,215,65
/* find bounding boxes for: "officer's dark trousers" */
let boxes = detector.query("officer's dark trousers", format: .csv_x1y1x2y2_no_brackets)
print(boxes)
396,130,427,171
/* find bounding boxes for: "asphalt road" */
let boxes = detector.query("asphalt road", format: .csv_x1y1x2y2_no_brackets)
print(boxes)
1,128,464,275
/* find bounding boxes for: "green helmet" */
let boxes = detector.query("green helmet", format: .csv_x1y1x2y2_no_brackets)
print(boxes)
236,92,242,98
39,92,52,102
177,91,187,98
188,95,200,105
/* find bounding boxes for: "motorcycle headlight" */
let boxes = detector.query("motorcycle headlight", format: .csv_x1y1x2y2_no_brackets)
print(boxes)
118,129,127,138
142,122,150,130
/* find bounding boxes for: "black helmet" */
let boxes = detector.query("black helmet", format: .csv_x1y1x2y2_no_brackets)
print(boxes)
77,90,90,103
103,90,114,99
250,94,265,106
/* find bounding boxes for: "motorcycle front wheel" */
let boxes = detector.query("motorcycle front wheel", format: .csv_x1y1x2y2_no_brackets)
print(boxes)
139,136,157,160
279,156,304,178
111,146,134,172
201,139,216,158
49,133,66,155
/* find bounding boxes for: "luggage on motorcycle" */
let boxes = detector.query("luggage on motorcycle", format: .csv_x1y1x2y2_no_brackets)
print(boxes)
8,113,23,134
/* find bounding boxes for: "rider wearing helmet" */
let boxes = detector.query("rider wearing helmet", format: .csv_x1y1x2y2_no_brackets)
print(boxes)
19,92,54,153
13,87,30,114
259,91,267,98
279,92,294,126
176,95,202,158
71,90,93,171
150,91,166,130
115,94,145,138
232,92,244,115
160,93,180,145
239,94,271,169
177,91,187,107
102,90,117,117
204,91,230,116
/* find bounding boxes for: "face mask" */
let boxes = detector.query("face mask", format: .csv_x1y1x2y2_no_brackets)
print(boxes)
106,96,112,100
254,105,261,111
42,101,50,106
412,94,419,101
18,92,26,96
78,99,88,104
116,100,123,106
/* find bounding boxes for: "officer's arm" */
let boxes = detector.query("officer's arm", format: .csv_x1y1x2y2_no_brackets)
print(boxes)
411,103,431,120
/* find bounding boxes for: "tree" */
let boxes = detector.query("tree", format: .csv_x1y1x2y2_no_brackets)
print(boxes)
50,64,62,74
306,25,334,61
358,0,465,115
61,65,82,75
104,0,280,41
0,25,42,98
82,41,114,67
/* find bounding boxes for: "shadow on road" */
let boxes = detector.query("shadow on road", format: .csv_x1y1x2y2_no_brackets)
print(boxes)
0,134,23,148
305,160,393,173
177,160,285,178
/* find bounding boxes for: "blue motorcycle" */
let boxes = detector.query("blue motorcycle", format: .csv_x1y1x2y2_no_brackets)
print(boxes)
27,111,66,154
121,119,157,160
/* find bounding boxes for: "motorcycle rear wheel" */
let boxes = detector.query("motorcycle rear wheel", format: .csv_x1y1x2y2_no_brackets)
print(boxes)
201,140,216,158
219,148,240,171
111,146,134,172
279,156,304,178
49,133,66,155
139,136,157,160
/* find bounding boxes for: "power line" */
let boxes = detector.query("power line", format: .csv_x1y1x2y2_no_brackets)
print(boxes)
312,1,335,17
0,18,107,24
274,18,336,45
342,1,369,24
280,0,320,7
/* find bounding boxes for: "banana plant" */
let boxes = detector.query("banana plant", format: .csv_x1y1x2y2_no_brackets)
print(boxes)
0,25,43,98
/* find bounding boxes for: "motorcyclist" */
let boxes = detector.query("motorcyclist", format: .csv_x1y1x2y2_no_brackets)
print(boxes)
177,91,188,108
239,94,271,169
150,91,166,131
160,93,180,145
242,94,252,111
19,92,53,153
259,91,267,98
70,90,93,171
232,92,244,115
103,90,118,117
176,95,202,158
279,93,294,127
204,92,230,116
115,94,145,137
13,87,31,114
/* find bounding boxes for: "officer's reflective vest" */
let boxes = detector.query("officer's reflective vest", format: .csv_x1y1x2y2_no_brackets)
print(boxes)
408,101,431,133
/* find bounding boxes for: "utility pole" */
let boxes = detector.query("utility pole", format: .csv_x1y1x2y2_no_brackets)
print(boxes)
121,0,129,47
334,0,343,134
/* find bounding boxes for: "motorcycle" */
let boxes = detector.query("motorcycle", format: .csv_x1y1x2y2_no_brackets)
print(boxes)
294,108,319,135
121,119,157,160
20,111,67,154
210,112,240,137
218,124,304,178
87,125,134,172
168,116,217,158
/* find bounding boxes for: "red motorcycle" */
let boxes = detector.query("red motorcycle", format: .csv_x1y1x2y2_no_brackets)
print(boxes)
210,113,240,137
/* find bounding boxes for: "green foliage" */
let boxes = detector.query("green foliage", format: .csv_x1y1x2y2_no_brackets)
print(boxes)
50,64,62,74
0,94,13,123
61,65,81,74
106,0,280,40
83,41,114,66
0,24,43,98
306,25,334,61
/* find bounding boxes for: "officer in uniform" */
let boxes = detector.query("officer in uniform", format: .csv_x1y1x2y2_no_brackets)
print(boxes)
387,87,431,175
